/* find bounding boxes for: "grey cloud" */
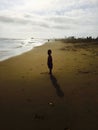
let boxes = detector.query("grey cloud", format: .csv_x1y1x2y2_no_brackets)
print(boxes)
0,15,29,24
45,16,78,25
0,14,79,31
52,25,73,30
0,15,51,29
0,15,15,23
0,15,36,25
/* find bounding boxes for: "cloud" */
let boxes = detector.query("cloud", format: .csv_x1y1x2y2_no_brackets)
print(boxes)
0,13,78,30
0,13,51,29
45,16,78,24
0,0,98,38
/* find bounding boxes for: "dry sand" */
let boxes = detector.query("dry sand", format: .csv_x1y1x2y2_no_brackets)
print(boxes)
0,40,98,130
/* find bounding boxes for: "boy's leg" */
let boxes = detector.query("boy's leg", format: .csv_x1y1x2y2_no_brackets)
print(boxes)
49,68,52,74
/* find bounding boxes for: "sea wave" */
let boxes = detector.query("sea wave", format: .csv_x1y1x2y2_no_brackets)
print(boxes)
0,38,48,61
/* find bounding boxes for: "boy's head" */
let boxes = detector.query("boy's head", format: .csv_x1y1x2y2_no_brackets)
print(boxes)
48,49,52,55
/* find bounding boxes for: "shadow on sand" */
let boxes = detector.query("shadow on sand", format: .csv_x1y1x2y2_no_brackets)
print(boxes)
50,74,64,97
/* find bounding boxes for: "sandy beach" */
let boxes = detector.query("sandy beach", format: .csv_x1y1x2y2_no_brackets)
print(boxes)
0,40,98,130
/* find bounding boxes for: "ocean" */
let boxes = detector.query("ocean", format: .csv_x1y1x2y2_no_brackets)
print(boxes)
0,38,48,61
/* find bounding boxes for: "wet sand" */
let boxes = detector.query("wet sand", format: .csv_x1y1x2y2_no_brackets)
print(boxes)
0,40,98,130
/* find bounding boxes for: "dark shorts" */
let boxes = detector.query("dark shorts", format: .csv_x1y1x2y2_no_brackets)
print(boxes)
48,63,53,69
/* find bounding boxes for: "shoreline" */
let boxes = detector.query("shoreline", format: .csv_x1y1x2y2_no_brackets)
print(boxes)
0,40,98,130
0,38,48,62
0,42,46,62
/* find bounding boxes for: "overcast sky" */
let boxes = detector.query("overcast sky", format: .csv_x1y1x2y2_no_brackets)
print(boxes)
0,0,98,38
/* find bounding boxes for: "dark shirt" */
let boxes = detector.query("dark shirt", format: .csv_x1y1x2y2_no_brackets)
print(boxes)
47,55,53,69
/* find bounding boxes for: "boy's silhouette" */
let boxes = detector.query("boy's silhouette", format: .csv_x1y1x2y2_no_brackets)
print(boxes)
47,49,53,74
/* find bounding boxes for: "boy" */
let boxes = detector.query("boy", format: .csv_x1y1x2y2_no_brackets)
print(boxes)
47,49,53,74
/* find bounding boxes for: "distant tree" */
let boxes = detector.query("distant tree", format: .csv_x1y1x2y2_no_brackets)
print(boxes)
64,36,98,43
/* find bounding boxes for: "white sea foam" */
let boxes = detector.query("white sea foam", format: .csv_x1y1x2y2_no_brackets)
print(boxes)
0,38,48,61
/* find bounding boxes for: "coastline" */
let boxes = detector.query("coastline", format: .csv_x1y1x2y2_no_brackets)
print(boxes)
0,38,47,62
0,40,98,130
